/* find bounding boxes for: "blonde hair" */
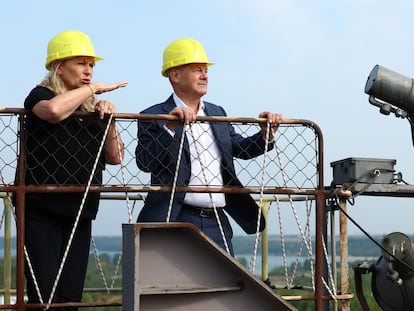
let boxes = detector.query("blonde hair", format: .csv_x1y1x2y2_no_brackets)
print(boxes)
39,62,96,112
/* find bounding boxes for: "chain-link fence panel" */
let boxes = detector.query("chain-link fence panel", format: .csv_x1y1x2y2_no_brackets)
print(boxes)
0,110,328,310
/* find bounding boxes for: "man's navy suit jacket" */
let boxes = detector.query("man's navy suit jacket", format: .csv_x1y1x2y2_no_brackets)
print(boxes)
135,95,268,234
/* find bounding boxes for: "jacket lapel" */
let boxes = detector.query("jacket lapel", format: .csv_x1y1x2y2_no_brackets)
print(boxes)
161,95,177,113
203,103,222,145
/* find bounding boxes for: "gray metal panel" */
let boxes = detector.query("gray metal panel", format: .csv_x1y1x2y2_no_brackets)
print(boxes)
122,223,297,311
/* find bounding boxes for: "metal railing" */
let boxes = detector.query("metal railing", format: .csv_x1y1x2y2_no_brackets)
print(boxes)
0,109,334,310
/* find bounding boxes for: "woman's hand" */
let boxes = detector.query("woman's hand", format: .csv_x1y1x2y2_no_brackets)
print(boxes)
95,100,116,119
89,81,128,95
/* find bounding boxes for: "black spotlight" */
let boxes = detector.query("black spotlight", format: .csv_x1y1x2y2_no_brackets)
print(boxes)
371,232,414,311
365,65,414,144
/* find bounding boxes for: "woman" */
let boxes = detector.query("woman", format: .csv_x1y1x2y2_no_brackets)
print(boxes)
23,30,127,310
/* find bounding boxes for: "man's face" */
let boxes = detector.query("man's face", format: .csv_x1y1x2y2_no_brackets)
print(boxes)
173,63,209,98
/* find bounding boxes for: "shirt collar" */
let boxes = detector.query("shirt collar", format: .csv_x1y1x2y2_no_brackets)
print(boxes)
173,93,205,114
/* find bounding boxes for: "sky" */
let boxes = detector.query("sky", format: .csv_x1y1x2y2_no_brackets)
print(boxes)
3,0,414,239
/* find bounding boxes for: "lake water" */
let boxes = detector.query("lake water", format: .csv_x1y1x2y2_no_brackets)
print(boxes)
1,249,377,277
237,254,377,275
237,254,309,274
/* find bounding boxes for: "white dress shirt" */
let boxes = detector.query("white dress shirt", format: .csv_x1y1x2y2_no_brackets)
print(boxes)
172,93,226,208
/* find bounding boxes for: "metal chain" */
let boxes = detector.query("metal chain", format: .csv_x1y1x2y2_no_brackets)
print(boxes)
15,116,131,300
114,121,134,223
300,199,314,288
275,196,290,286
276,197,316,289
166,124,187,223
90,118,128,292
109,252,122,289
288,198,313,288
322,237,337,298
275,141,313,254
273,141,316,289
0,168,45,304
91,237,110,293
304,198,315,289
322,277,337,302
187,123,231,255
46,114,114,309
249,122,271,273
91,236,122,292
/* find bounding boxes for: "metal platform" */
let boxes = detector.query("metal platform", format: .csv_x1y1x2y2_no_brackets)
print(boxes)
122,223,297,311
343,183,414,197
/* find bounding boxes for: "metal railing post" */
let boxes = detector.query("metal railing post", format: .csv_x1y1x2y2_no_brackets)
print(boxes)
261,201,270,281
2,194,12,305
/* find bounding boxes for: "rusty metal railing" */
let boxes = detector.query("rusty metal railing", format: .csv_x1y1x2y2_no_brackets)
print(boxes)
0,109,334,310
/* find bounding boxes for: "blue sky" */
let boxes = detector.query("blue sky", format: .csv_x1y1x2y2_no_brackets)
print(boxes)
3,0,414,237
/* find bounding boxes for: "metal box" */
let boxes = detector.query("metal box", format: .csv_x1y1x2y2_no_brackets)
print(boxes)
330,157,396,185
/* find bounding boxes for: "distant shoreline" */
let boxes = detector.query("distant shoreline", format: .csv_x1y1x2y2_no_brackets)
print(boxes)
0,234,390,258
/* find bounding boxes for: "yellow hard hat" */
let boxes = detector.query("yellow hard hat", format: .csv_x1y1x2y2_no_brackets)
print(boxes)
161,38,214,77
45,30,103,70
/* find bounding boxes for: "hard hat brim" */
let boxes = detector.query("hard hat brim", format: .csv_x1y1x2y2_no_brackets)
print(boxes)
45,55,103,70
162,61,215,77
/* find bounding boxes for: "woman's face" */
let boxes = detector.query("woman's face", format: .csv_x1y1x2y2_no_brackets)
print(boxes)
57,56,95,90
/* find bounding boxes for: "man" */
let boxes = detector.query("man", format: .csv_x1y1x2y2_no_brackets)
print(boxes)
135,38,283,256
